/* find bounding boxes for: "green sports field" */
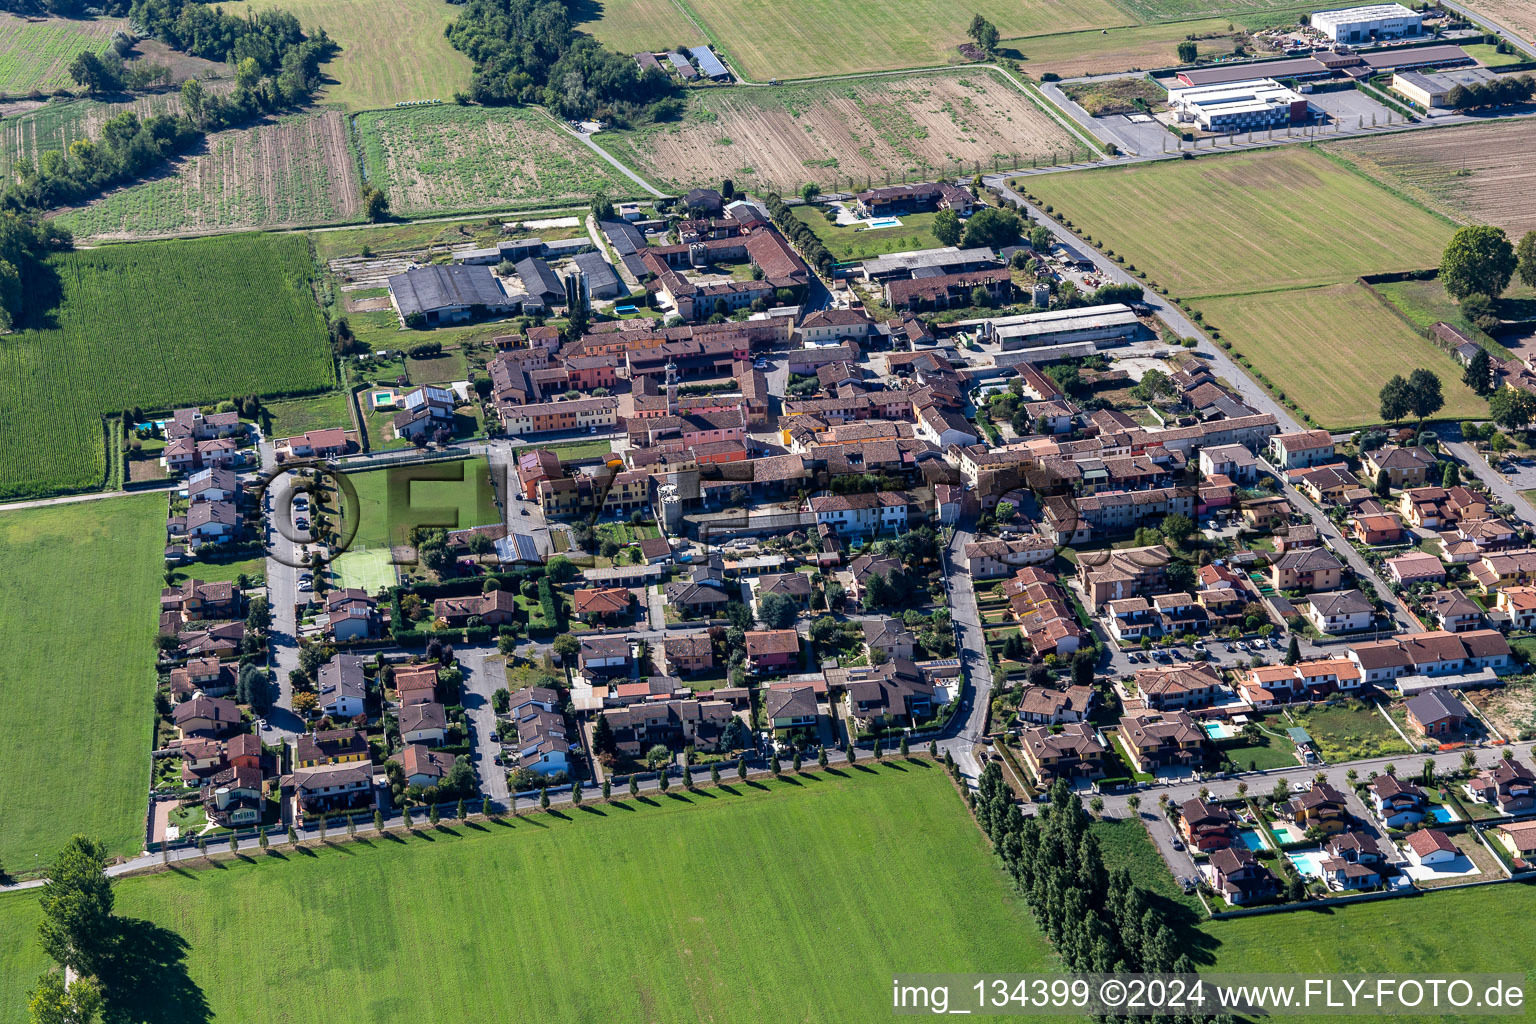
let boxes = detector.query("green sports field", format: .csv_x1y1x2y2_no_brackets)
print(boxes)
0,232,334,500
1026,148,1453,300
343,457,502,551
0,766,1056,1024
0,495,163,871
1199,282,1487,429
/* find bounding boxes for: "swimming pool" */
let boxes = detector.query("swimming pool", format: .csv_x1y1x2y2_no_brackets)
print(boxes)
1237,829,1266,851
614,304,639,315
1271,822,1308,844
1427,805,1458,823
1287,849,1327,878
1203,721,1237,740
866,217,903,229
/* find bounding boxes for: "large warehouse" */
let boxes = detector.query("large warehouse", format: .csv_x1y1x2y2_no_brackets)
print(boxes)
1392,66,1499,107
1167,78,1312,131
981,303,1143,351
1310,3,1422,43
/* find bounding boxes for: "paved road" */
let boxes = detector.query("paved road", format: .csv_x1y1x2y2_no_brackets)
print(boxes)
1441,0,1536,58
935,518,993,786
1445,440,1536,527
257,440,309,747
455,645,511,811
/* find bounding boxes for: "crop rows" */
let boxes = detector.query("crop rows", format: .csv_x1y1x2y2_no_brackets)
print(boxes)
0,233,333,499
0,92,186,180
0,14,121,96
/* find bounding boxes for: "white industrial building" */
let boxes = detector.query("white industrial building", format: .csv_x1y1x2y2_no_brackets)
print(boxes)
1166,78,1312,131
980,303,1143,354
1310,3,1422,43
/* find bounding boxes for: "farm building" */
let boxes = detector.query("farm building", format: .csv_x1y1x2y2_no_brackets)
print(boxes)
689,46,731,81
516,258,565,312
388,265,520,326
854,182,978,218
979,304,1143,352
571,251,625,301
860,247,1000,282
634,52,663,73
1174,57,1332,88
667,52,699,80
1167,79,1313,131
1392,66,1500,107
1310,4,1422,43
451,237,545,265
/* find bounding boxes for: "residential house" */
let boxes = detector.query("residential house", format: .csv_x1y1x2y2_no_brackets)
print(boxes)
1198,444,1258,484
1107,597,1160,644
172,696,242,738
1465,758,1536,814
1269,429,1335,469
849,554,903,600
1424,589,1484,633
1205,845,1279,905
398,744,457,788
1318,832,1387,891
1077,545,1171,612
282,427,351,460
1117,709,1209,774
1019,723,1106,782
1404,687,1469,737
600,698,734,756
1403,828,1459,868
663,633,715,675
1352,511,1405,546
1287,782,1351,834
186,500,240,545
843,660,939,731
511,701,570,776
1273,524,1320,554
1270,547,1344,592
162,579,240,621
664,577,731,617
578,636,632,678
765,686,820,730
187,467,240,505
961,536,1057,578
572,587,634,623
393,664,439,707
1348,628,1513,683
317,654,367,720
1303,589,1375,635
744,629,800,674
863,617,916,662
433,590,518,627
754,571,813,612
292,728,369,768
1496,586,1536,629
1296,464,1360,506
288,761,375,814
325,589,378,641
1385,550,1446,587
201,764,264,827
1363,445,1436,489
1015,684,1094,725
1179,798,1237,852
1368,773,1428,827
1134,663,1225,711
393,384,457,441
1493,820,1536,860
399,701,448,746
168,656,234,702
1470,548,1536,593
806,491,909,536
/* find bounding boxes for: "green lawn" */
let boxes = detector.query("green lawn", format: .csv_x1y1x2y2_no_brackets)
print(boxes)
264,391,356,438
1199,281,1487,430
0,233,334,500
0,495,163,871
343,457,502,551
406,349,469,385
168,552,266,586
574,0,701,53
1025,147,1454,300
1288,700,1412,763
792,206,944,262
0,765,1056,1024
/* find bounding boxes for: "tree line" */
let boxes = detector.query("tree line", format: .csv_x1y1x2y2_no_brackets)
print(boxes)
764,191,835,275
1444,74,1535,112
445,0,679,124
0,212,71,331
973,771,1231,1023
4,0,335,215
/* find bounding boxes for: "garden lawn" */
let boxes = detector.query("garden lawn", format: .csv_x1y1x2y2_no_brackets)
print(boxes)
0,233,334,500
0,765,1056,1024
263,391,355,438
214,0,470,109
681,0,1129,79
1288,700,1411,762
1198,282,1486,429
791,206,945,262
167,552,266,586
343,457,502,551
1025,147,1453,299
0,495,164,870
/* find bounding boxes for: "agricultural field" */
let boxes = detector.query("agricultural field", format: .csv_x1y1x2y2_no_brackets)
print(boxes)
573,0,701,54
343,457,502,551
0,92,187,179
1329,120,1536,237
214,0,471,109
311,215,580,261
1006,19,1241,79
0,13,123,96
1026,148,1453,300
355,105,643,217
0,495,164,871
56,111,362,240
681,0,1129,79
0,765,1055,1024
1198,282,1487,429
1109,0,1309,22
597,71,1080,195
0,233,333,500
1458,0,1536,43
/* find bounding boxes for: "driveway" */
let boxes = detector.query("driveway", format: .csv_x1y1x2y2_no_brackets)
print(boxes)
454,645,511,811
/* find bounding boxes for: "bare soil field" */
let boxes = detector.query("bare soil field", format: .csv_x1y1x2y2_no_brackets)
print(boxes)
57,111,362,240
1466,682,1536,741
1460,0,1536,42
597,71,1080,194
1329,120,1536,237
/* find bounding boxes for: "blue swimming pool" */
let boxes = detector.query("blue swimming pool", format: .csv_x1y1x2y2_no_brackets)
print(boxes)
1237,829,1265,851
1427,805,1457,823
1287,849,1327,878
867,217,902,229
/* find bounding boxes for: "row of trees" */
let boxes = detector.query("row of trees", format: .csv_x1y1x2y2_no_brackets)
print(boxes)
445,0,679,124
764,191,835,275
1378,368,1443,428
4,0,334,215
1444,73,1535,112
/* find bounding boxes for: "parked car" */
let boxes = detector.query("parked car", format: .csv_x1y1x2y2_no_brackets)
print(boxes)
1171,839,1186,851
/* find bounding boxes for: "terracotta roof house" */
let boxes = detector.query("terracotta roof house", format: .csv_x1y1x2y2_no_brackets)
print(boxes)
397,743,457,788
1020,723,1105,781
1465,758,1536,814
393,664,439,707
1424,589,1484,634
172,696,242,738
1134,663,1225,711
1015,684,1093,725
1303,589,1375,635
844,660,938,730
1270,546,1345,592
572,587,634,623
744,629,800,674
1403,828,1459,867
433,590,518,627
1493,820,1536,858
288,761,375,814
1117,709,1209,774
1385,550,1447,587
663,633,714,675
1404,687,1469,737
1367,772,1427,827
1205,845,1279,905
1287,781,1351,834
1179,798,1237,851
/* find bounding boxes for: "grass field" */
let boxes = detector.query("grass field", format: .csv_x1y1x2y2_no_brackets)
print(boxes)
0,232,333,500
343,457,502,550
1328,120,1536,237
680,0,1129,79
0,765,1056,1024
1288,700,1413,762
1110,0,1309,21
264,390,355,437
167,551,266,585
1199,282,1487,429
55,111,362,240
1370,275,1536,357
597,71,1079,195
573,0,701,54
355,105,642,217
1027,147,1453,300
1063,76,1169,116
215,0,470,109
0,13,122,96
1005,19,1241,78
0,495,163,871
791,206,945,261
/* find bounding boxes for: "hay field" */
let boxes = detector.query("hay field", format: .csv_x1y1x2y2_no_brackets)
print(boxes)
573,0,701,54
1026,147,1453,299
1459,0,1536,42
1009,19,1239,78
1329,120,1536,237
597,71,1080,194
1200,282,1486,428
